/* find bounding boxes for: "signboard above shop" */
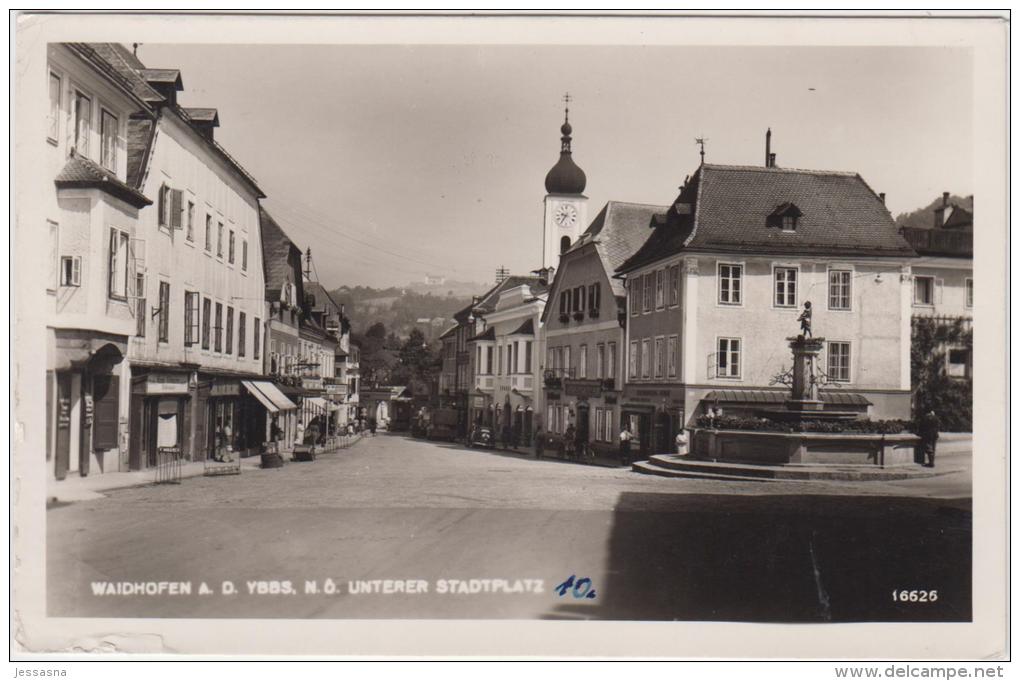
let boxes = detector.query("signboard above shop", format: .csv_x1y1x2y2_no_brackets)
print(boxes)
134,372,190,395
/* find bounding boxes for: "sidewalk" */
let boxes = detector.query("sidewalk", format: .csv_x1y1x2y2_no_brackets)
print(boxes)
47,433,367,504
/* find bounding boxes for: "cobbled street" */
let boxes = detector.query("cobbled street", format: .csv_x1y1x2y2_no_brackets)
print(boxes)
48,433,972,621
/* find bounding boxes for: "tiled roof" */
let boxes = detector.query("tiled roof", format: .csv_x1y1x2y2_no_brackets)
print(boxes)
54,151,152,208
304,281,341,314
259,207,301,298
703,389,872,406
572,201,667,299
84,43,164,103
618,164,916,273
508,318,535,336
126,118,155,189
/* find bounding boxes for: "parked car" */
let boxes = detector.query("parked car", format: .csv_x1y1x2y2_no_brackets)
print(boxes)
468,426,495,449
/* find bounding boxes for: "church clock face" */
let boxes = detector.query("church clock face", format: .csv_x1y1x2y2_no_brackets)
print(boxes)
554,203,577,228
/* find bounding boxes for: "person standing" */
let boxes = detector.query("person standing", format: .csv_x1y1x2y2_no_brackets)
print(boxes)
918,409,941,467
295,419,305,448
619,424,634,466
675,428,689,457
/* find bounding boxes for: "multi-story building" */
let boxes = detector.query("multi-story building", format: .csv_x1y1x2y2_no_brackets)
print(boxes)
438,302,480,438
44,43,156,480
92,43,274,467
541,201,663,457
899,192,974,380
615,143,919,457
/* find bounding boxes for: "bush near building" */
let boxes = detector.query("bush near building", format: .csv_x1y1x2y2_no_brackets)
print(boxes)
910,316,973,432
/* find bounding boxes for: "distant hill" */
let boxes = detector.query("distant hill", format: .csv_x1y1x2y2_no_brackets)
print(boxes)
329,284,485,338
895,194,974,229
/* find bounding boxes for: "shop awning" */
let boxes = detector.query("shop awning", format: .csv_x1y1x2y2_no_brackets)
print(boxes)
242,380,298,413
305,396,328,413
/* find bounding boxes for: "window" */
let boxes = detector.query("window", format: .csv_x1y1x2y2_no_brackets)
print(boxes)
486,346,493,374
782,215,797,232
497,345,503,376
201,297,211,349
48,73,61,141
157,281,170,343
607,342,617,382
524,340,532,373
774,266,798,307
225,309,234,354
60,255,81,287
214,302,223,352
629,279,639,316
827,341,851,382
668,265,680,306
135,274,146,338
667,335,678,378
573,286,585,314
643,273,654,312
588,283,600,316
100,109,118,171
217,222,224,258
718,263,742,305
913,276,935,306
205,214,212,251
641,339,651,378
828,269,852,310
559,290,570,318
186,201,195,242
184,291,199,346
242,240,248,271
228,230,236,264
563,346,571,374
655,269,665,309
238,312,247,358
107,228,129,299
947,347,970,379
595,343,605,380
595,409,604,442
654,337,665,378
965,278,973,309
579,344,587,379
717,338,741,378
74,91,91,156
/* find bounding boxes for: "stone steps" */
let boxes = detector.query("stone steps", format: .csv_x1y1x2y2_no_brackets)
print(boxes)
633,454,951,482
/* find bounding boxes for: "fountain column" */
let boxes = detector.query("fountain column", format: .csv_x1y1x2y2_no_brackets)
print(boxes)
785,335,825,413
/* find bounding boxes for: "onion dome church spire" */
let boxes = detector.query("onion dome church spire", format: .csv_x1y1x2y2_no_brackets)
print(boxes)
544,93,587,195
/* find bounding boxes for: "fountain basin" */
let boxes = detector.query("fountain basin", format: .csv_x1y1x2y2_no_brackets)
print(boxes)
690,428,920,466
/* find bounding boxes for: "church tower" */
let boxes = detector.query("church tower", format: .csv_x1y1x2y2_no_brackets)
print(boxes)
542,96,588,270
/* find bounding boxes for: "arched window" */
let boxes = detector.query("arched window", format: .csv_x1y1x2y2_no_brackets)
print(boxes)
560,236,571,253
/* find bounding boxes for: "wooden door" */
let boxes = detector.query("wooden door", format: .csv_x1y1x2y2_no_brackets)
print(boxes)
54,373,72,480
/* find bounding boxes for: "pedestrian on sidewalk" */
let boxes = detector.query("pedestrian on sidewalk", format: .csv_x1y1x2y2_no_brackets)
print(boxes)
619,424,634,466
918,409,941,467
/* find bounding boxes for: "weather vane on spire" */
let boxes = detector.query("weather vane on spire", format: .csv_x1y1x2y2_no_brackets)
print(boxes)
695,135,708,163
563,92,572,121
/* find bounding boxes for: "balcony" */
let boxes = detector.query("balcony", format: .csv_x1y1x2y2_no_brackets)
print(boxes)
900,226,973,258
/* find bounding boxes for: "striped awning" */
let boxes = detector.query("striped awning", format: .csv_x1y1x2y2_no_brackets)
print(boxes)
703,390,872,407
242,380,298,413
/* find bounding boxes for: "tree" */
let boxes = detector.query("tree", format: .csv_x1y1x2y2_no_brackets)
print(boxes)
393,328,441,388
911,317,972,431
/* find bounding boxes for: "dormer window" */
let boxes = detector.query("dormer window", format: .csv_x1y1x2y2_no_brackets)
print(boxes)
768,202,802,232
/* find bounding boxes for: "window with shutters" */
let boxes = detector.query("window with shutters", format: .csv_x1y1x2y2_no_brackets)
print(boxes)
135,273,146,337
913,276,935,306
654,337,665,377
74,91,91,157
828,269,852,310
202,297,211,349
238,312,247,358
578,344,587,379
225,306,234,354
641,338,651,378
595,343,604,380
157,281,170,343
668,265,680,306
60,256,81,287
242,240,248,271
204,214,212,251
214,302,223,352
184,291,199,346
588,283,600,316
655,269,665,309
717,337,741,379
253,317,261,359
48,73,61,142
774,266,798,308
718,263,743,305
629,340,638,379
217,222,224,258
228,230,236,264
643,273,654,312
158,185,170,228
107,228,129,299
607,342,616,382
100,109,118,171
186,201,195,242
629,278,639,316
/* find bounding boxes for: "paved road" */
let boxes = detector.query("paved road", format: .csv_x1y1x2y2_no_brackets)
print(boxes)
48,433,972,621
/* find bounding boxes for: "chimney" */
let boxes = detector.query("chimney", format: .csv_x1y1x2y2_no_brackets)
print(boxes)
942,191,950,207
765,128,772,167
879,192,886,205
769,152,777,168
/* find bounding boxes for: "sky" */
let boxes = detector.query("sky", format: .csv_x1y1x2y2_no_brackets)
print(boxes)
140,43,973,290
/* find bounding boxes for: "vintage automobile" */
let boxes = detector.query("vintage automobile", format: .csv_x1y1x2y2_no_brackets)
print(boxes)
468,426,495,449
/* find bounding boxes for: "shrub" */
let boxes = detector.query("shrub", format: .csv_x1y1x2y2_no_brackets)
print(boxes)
911,316,972,431
693,414,913,434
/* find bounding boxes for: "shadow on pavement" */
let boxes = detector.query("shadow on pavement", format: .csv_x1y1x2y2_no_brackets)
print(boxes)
545,492,972,623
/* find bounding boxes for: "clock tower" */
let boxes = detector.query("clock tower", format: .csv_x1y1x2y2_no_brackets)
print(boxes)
542,97,588,270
